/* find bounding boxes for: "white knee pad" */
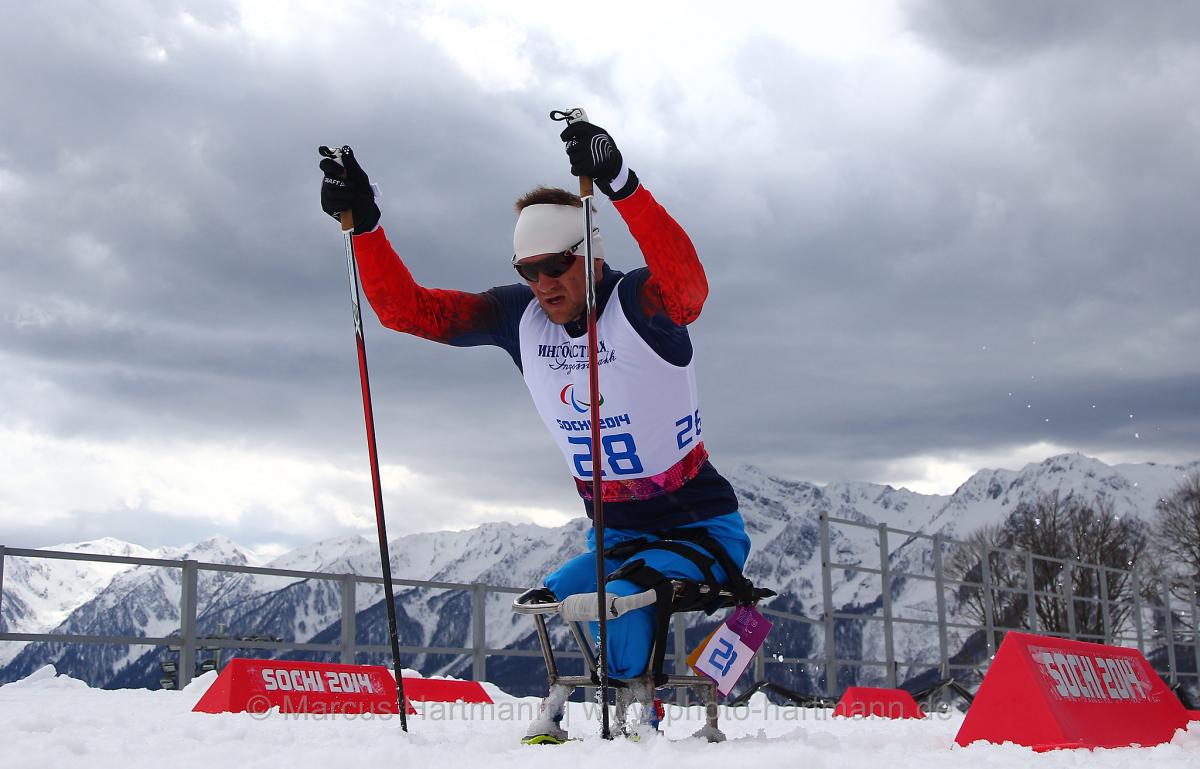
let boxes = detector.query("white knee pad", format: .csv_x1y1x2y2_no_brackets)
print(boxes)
558,588,659,622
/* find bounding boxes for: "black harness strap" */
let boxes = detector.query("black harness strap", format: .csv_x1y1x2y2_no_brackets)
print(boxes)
612,541,719,593
604,528,755,609
599,528,764,686
656,528,757,605
601,560,676,686
602,537,654,562
647,580,676,686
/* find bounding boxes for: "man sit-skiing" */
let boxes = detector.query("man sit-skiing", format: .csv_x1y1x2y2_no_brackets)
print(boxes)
319,119,750,742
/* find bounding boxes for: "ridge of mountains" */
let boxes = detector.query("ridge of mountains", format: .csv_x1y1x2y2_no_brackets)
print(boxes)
2,452,1195,695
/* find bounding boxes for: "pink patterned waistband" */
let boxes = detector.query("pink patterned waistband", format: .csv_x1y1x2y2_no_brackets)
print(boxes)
575,443,709,503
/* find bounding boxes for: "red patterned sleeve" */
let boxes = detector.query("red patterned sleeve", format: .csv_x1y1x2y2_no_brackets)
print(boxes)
351,227,497,343
611,185,709,325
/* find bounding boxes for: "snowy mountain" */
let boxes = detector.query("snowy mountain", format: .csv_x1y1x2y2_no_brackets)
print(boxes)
0,538,164,667
1,536,258,684
920,453,1188,539
2,454,1195,694
826,454,1199,689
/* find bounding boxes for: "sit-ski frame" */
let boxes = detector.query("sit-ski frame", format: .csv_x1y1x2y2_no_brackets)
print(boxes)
525,594,726,740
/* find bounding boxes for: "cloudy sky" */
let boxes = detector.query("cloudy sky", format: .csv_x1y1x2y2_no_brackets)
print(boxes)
2,0,1198,553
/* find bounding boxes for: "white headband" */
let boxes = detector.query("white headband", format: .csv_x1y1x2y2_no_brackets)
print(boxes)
512,203,604,264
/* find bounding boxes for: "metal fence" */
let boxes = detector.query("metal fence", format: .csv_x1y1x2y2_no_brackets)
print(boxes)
0,545,536,690
815,514,1200,695
2,519,1198,697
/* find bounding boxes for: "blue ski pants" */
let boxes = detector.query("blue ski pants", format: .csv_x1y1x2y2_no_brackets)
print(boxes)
543,511,751,679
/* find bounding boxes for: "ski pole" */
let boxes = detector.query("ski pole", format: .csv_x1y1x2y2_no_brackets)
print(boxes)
319,144,409,730
549,107,611,740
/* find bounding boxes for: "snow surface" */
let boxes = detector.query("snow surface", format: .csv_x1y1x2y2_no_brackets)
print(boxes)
2,666,1196,769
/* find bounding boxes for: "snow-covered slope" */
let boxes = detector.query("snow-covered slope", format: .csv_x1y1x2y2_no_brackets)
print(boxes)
828,453,1200,685
2,454,1195,692
4,667,1197,769
921,453,1194,539
0,538,163,667
0,536,257,683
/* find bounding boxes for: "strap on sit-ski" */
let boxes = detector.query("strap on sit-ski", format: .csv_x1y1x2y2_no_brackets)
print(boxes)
603,527,757,612
607,539,720,608
600,527,766,686
597,558,675,687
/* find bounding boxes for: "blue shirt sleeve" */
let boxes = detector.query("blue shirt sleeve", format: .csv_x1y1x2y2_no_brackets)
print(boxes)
446,283,532,370
617,267,694,367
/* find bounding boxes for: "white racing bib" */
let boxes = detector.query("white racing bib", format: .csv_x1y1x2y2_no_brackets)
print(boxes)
518,279,707,502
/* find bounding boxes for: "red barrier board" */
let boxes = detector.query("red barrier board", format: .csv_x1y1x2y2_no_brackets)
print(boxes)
402,677,492,708
955,631,1189,750
192,659,399,715
833,686,926,719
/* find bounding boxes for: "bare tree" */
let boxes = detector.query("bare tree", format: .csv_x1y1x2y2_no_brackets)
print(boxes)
1154,471,1200,581
1007,490,1073,634
946,523,1024,632
1152,471,1200,628
948,490,1149,643
1048,495,1145,637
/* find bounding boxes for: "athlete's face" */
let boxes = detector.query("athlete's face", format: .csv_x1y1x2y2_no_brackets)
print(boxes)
518,253,600,325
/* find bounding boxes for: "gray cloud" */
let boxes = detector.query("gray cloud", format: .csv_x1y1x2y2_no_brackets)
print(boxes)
905,0,1200,65
677,11,1200,479
3,2,1198,547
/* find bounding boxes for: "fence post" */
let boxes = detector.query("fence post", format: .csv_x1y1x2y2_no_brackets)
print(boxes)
1131,565,1146,655
1191,579,1200,687
1162,580,1177,685
178,560,199,690
1063,560,1077,639
979,544,996,656
0,545,6,631
471,583,487,682
820,513,837,696
878,523,896,687
673,613,689,705
340,575,356,664
1097,565,1112,644
1025,552,1038,633
932,534,949,677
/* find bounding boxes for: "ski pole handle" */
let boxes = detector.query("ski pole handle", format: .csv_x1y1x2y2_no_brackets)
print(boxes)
550,107,594,198
319,144,358,232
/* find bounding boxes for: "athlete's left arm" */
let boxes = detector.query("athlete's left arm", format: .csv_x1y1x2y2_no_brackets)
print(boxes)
611,185,709,325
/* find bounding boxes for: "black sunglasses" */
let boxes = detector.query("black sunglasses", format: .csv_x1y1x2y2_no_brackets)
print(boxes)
513,236,586,282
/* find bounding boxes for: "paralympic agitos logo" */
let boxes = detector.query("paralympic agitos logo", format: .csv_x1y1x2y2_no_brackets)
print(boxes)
560,384,604,414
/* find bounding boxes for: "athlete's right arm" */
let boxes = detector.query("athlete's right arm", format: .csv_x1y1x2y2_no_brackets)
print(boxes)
352,227,505,345
320,148,525,354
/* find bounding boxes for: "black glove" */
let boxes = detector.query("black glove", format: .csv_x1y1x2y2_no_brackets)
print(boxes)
559,121,639,200
319,146,381,235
